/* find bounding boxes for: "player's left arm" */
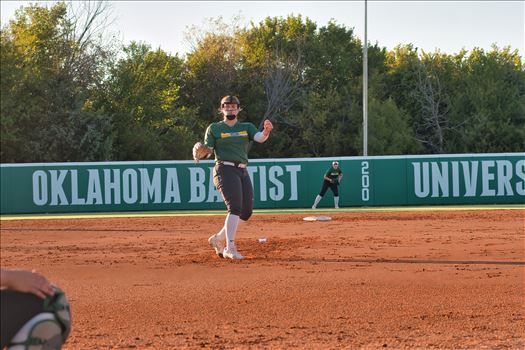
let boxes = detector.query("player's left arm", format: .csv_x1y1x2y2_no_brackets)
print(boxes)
253,119,273,143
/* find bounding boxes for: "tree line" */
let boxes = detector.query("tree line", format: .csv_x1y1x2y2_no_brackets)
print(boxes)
1,2,524,163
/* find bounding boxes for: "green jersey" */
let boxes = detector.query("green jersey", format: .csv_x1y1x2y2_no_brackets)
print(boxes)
325,167,342,181
204,121,259,164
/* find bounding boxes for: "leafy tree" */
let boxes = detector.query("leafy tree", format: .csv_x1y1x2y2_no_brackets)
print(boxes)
237,16,383,158
3,7,523,162
0,2,114,162
92,42,195,160
291,88,356,157
365,98,423,155
182,16,246,133
384,44,524,154
451,46,525,152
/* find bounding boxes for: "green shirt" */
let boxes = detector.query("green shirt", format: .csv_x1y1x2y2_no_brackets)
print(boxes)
325,167,342,181
204,121,259,164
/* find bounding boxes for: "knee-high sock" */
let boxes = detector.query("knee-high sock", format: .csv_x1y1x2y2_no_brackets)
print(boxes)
313,195,322,207
225,213,240,250
334,196,339,207
216,217,245,242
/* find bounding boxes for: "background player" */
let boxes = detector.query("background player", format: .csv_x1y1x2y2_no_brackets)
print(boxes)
311,161,343,209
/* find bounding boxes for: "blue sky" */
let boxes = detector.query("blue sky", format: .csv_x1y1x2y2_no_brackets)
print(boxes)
1,1,524,58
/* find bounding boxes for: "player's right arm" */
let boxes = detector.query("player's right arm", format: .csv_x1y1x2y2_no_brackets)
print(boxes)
323,169,332,182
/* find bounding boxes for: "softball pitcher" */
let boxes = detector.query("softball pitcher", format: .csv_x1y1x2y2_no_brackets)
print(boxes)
192,95,273,260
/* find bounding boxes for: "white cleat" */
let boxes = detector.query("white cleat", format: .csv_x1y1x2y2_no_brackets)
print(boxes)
208,235,224,258
311,205,316,209
223,247,244,260
335,205,339,209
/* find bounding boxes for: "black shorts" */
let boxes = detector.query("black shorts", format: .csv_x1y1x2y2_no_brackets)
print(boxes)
319,179,339,197
1,290,45,347
213,163,253,221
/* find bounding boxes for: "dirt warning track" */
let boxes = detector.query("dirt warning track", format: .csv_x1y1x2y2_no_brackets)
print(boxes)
1,209,524,349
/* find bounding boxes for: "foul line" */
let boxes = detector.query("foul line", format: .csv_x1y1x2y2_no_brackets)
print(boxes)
1,204,523,221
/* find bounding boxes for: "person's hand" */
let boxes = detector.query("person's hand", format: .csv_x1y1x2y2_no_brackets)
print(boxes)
192,142,211,163
2,269,55,299
263,119,273,136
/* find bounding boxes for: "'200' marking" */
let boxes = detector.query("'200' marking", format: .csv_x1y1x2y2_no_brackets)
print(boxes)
361,161,369,201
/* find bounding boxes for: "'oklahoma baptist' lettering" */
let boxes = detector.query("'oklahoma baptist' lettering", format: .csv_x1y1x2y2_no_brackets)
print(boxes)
412,160,525,198
31,165,301,206
32,168,181,206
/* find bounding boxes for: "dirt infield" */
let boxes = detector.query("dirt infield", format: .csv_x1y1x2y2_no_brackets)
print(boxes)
1,209,524,349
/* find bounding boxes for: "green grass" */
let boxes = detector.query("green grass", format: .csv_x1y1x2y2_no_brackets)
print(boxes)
1,204,523,221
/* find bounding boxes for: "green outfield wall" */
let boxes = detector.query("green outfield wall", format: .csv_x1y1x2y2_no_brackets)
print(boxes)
1,153,524,214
